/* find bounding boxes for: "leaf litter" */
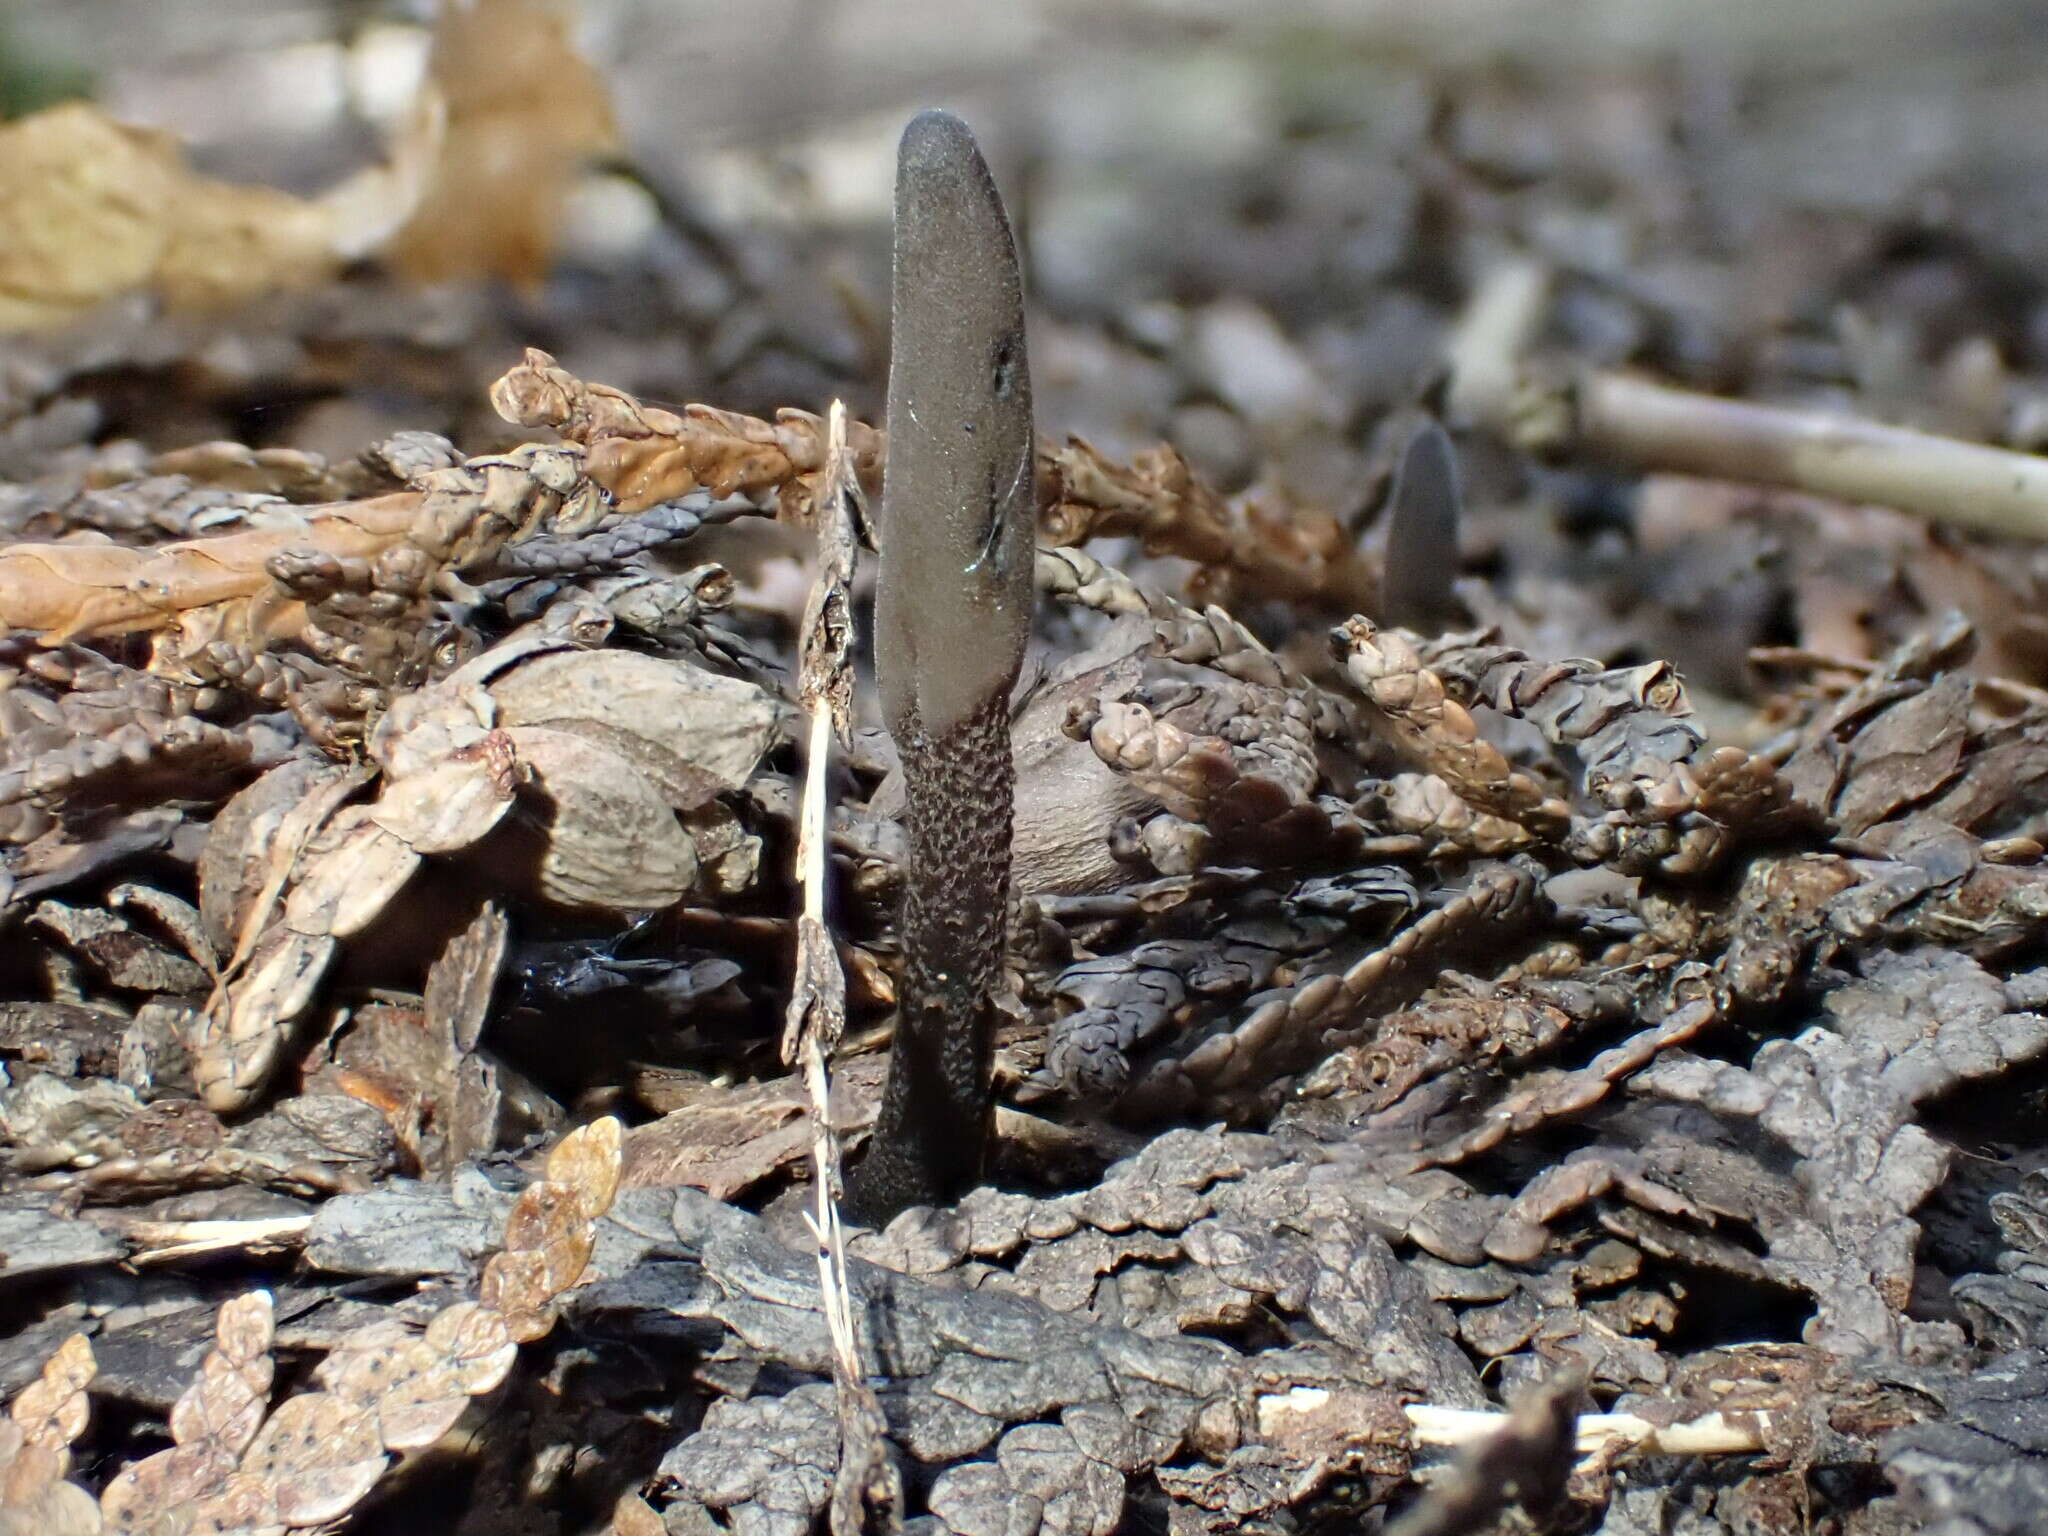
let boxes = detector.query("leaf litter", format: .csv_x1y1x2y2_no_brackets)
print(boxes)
6,4,2048,1533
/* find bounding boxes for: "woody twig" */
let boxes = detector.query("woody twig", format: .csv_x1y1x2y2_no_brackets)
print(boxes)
1516,365,2048,542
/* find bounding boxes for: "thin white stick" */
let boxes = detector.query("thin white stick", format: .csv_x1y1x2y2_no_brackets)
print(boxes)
795,697,861,1382
125,1215,314,1264
1519,366,2048,542
1404,1402,1766,1460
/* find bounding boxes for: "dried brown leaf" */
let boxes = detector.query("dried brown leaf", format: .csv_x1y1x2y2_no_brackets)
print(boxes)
607,1490,665,1536
479,1249,557,1336
498,1181,596,1296
620,1076,812,1200
495,353,1374,607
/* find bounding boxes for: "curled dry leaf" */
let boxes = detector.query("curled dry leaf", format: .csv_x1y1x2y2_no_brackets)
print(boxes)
199,759,369,959
281,811,426,940
488,648,780,810
0,0,629,330
368,733,522,855
194,619,771,1109
497,725,698,911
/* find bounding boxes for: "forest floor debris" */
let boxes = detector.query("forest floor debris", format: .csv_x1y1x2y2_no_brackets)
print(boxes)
7,6,2048,1533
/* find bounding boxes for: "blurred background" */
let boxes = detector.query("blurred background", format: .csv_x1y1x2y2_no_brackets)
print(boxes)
11,0,2048,701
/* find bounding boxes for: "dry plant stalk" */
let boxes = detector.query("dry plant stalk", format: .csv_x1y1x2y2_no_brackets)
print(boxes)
1399,1397,1765,1466
1516,366,2048,542
779,403,901,1533
1421,988,1724,1172
1119,859,1541,1114
0,1118,621,1536
491,350,1376,607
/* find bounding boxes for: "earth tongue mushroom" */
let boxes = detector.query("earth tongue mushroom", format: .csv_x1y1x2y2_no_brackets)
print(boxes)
845,110,1037,1224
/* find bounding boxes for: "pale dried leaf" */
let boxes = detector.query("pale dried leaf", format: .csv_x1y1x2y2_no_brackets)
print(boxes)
0,104,319,331
368,735,519,854
489,649,778,809
180,1470,281,1536
496,726,698,910
279,818,421,941
3,1477,103,1536
319,1335,467,1452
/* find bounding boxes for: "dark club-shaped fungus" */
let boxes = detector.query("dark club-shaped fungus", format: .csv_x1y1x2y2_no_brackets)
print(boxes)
846,111,1037,1222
